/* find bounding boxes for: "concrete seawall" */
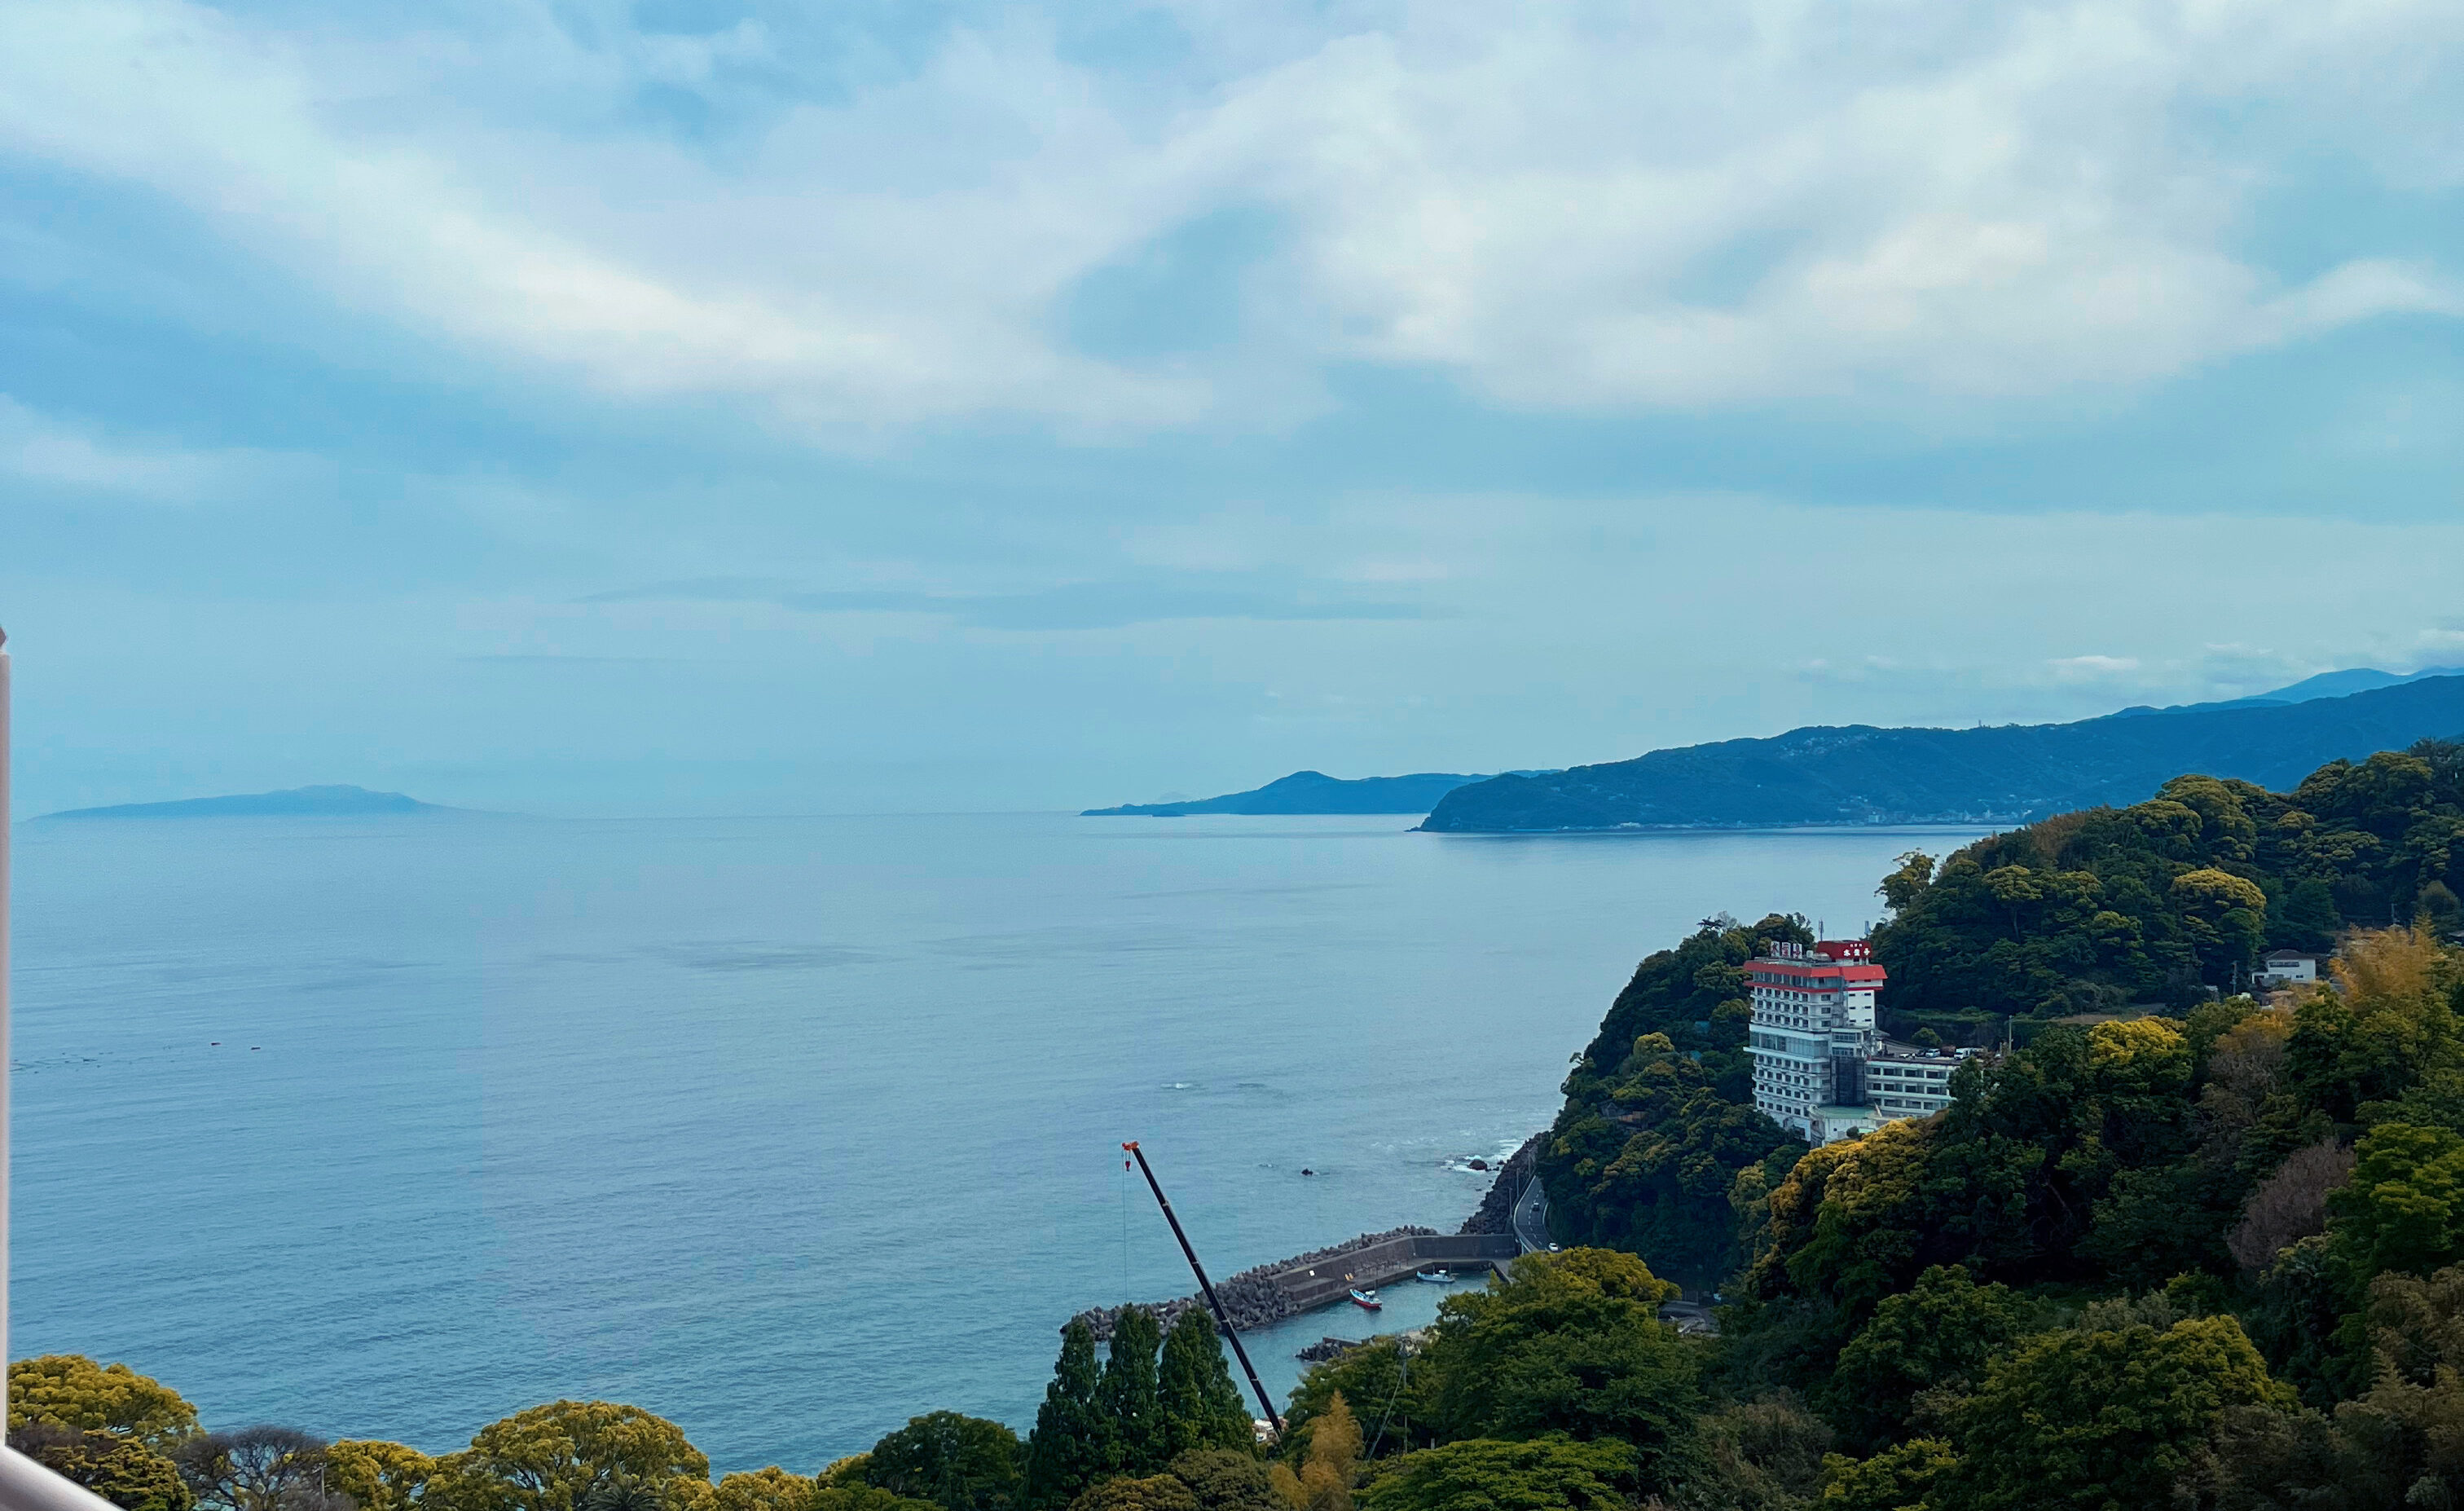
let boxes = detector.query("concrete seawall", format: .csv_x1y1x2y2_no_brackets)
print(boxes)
1075,1230,1521,1341
1268,1233,1520,1311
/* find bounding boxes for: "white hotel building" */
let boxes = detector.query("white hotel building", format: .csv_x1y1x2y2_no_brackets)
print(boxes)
1746,939,1965,1145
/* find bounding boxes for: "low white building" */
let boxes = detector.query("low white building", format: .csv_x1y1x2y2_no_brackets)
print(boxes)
1864,1042,1965,1120
2255,950,2325,989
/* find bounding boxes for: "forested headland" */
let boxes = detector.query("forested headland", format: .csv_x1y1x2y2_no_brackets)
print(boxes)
20,740,2464,1511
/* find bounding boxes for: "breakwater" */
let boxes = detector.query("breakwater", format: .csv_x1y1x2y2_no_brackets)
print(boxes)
1072,1226,1521,1341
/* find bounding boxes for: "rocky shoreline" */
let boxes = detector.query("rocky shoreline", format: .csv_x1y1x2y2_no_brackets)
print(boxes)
1454,1131,1545,1238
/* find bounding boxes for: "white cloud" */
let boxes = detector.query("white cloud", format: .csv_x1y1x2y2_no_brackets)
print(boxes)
0,395,315,503
2048,654,2145,681
0,0,2458,430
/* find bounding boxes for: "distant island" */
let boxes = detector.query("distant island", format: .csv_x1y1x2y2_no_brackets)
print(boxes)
42,784,448,820
1084,769,1495,816
1420,672,2464,832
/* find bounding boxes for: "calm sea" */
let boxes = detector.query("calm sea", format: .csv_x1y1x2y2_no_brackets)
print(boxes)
9,812,1985,1470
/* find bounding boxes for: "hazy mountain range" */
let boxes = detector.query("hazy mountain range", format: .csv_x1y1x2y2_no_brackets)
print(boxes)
1419,672,2464,832
1090,667,2464,830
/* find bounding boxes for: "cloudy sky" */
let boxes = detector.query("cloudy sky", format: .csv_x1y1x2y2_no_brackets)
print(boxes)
4,0,2462,815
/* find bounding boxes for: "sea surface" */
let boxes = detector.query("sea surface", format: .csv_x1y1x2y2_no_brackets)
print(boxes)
9,812,1987,1470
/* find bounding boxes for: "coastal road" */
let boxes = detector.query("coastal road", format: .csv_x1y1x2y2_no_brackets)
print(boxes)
1511,1177,1550,1254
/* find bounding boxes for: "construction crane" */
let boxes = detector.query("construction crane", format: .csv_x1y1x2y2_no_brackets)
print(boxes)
1121,1141,1285,1438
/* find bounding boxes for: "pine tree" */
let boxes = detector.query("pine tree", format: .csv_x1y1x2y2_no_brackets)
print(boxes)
1023,1320,1111,1511
1098,1306,1167,1477
1157,1309,1256,1459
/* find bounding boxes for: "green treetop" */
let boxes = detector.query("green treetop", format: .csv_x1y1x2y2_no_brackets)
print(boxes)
1355,1437,1632,1511
1098,1309,1167,1478
1155,1311,1255,1461
1949,1314,2290,1511
861,1414,1022,1511
1824,1265,2042,1450
1024,1321,1112,1511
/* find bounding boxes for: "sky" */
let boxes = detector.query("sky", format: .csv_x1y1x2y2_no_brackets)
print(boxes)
3,0,2462,816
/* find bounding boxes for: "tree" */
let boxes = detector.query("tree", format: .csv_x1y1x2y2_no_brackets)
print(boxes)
1824,1266,2040,1449
1354,1438,1632,1511
1268,1395,1357,1511
10,1425,194,1511
1064,1478,1196,1511
1815,1440,1955,1511
2423,880,2464,937
9,1355,200,1450
1665,1394,1831,1511
2274,878,2343,953
812,1490,942,1511
1100,1309,1168,1478
2315,1265,2464,1504
574,1478,670,1511
1951,1315,2292,1510
1166,1451,1276,1511
1025,1321,1113,1511
2325,1122,2464,1292
863,1414,1023,1511
2283,925,2462,1122
1416,1250,1698,1489
325,1441,437,1511
1280,1340,1422,1465
1157,1311,1256,1461
2228,1141,2356,1275
2172,869,2268,983
437,1401,708,1511
174,1427,342,1511
675,1470,815,1511
1879,852,1937,917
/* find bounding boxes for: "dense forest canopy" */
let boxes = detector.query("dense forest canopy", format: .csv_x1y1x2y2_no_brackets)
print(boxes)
1875,740,2464,1026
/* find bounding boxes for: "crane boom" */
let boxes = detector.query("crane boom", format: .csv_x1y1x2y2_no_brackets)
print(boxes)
1121,1141,1285,1438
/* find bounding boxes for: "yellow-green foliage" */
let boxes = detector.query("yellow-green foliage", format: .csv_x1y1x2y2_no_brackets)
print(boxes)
328,1439,440,1511
9,1429,193,1511
2085,1016,2186,1072
1817,1439,1955,1511
1510,1245,1679,1306
690,1468,818,1511
7,1355,199,1449
1065,1476,1198,1511
1952,1315,2291,1511
1268,1394,1357,1511
429,1400,711,1511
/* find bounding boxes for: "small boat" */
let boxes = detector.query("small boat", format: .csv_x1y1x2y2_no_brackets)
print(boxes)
1415,1269,1454,1284
1349,1289,1383,1311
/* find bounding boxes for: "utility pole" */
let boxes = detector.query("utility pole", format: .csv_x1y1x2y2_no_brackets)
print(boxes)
1121,1142,1284,1438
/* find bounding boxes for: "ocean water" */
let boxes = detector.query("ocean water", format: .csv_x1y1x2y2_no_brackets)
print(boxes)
8,812,1986,1470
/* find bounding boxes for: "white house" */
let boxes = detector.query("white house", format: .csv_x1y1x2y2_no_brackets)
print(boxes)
2255,950,2325,989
